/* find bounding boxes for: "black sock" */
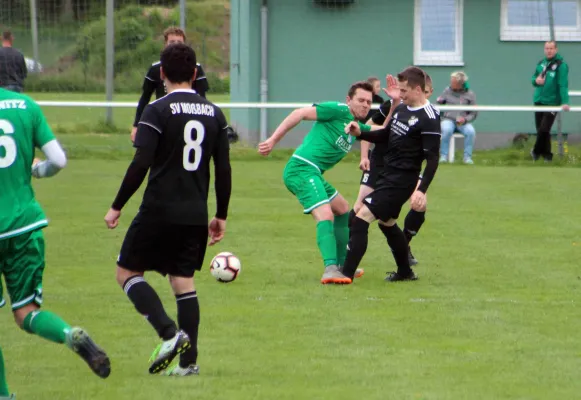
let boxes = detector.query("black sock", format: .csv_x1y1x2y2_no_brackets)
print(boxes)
176,291,200,367
123,276,177,340
347,209,357,230
404,210,425,243
343,217,370,279
378,224,412,275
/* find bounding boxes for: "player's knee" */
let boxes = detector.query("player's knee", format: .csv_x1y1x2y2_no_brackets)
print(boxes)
116,266,142,288
331,196,349,216
13,303,39,329
356,205,376,223
379,218,397,227
311,204,334,222
169,275,196,295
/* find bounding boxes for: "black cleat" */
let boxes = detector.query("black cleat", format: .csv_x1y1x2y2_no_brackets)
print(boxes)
67,327,111,379
385,270,418,282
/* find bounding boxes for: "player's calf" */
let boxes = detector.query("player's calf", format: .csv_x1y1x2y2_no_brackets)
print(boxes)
403,209,426,266
341,213,372,280
378,222,418,282
170,277,200,372
119,271,178,341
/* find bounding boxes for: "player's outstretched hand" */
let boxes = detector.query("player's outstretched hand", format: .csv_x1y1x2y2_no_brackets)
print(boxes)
383,74,401,102
258,139,275,156
104,208,121,229
32,158,41,167
209,217,226,246
344,121,361,136
410,190,427,211
130,127,138,143
359,158,370,171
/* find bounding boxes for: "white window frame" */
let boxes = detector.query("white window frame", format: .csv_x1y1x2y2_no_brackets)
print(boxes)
500,0,581,41
413,0,464,66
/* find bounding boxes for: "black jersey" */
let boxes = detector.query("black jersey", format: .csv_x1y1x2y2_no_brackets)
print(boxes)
146,61,209,99
381,102,441,173
134,89,231,225
133,61,210,126
358,101,441,192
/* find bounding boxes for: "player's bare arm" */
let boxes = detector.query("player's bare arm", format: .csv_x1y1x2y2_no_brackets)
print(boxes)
258,106,318,155
359,139,371,171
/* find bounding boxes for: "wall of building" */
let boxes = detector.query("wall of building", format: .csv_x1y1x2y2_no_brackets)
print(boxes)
230,0,581,147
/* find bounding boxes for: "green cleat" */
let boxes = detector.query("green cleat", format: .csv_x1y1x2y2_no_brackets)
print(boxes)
148,330,191,374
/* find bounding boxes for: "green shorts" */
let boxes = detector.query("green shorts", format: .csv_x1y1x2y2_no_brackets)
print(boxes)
283,156,339,214
0,229,45,310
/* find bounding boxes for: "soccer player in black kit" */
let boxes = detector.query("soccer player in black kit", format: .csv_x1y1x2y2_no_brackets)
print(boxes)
104,43,232,376
131,27,209,143
342,67,440,283
352,75,435,267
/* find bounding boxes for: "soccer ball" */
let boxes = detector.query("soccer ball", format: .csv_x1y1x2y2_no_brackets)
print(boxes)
210,252,241,283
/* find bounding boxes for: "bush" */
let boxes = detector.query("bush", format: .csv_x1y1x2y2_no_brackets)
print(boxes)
31,1,230,94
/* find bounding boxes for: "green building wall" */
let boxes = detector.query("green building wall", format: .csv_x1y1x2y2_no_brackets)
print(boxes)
230,0,581,147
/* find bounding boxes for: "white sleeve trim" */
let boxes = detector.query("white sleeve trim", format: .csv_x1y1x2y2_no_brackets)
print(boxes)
421,131,441,135
138,121,162,133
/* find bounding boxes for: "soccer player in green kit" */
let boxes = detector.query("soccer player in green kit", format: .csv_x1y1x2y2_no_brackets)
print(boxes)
259,81,384,284
0,88,110,399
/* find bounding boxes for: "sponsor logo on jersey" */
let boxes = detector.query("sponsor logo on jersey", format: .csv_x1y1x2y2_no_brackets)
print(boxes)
336,136,353,153
408,116,418,126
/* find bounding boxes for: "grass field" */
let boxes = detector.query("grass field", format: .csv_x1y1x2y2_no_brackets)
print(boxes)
1,134,581,400
29,92,231,133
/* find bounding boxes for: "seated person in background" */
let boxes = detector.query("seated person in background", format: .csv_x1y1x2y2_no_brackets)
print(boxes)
437,71,477,164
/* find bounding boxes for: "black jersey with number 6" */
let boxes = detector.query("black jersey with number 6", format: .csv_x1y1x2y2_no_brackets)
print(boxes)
134,88,231,225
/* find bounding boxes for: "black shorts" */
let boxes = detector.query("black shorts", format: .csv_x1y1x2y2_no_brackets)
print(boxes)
118,217,208,277
363,173,418,222
360,155,383,188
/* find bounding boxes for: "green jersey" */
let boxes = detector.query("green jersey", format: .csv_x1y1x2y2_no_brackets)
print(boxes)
532,53,569,106
292,102,370,172
0,88,55,240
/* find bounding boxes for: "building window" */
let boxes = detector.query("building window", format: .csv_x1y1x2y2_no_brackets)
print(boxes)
414,0,464,66
500,0,581,41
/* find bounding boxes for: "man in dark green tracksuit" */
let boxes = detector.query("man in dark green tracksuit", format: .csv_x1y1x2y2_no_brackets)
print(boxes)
531,41,570,162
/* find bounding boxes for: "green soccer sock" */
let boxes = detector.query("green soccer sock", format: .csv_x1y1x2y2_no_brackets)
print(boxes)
334,212,350,267
0,346,9,397
22,310,71,345
316,220,338,267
